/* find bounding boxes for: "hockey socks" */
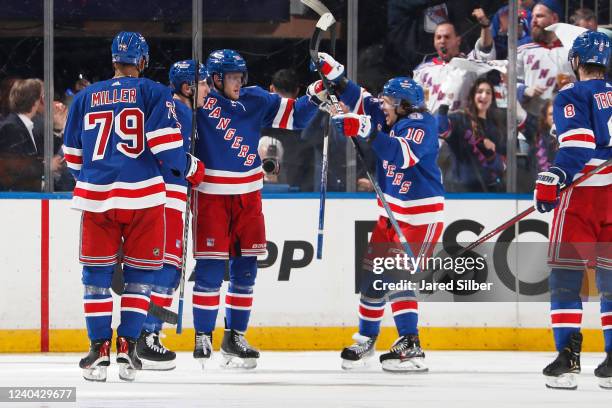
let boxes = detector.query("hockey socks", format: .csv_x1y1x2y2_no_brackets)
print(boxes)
193,285,221,333
143,264,178,333
117,282,151,339
83,286,113,341
225,284,253,332
358,299,385,338
390,299,419,337
550,268,583,352
597,268,612,353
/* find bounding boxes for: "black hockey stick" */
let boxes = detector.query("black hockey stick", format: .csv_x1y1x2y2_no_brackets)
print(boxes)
176,58,201,334
302,0,416,261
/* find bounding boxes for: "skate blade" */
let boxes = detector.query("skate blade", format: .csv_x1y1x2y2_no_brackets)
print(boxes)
598,377,612,390
140,359,176,371
195,357,211,370
544,374,577,390
118,363,137,381
82,366,107,382
341,354,374,371
220,354,257,369
381,358,428,373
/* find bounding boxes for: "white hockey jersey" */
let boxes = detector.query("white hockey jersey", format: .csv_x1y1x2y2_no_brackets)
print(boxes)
413,39,496,114
516,39,575,105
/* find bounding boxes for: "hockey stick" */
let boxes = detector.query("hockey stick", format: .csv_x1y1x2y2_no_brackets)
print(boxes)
176,59,200,334
456,157,612,258
310,6,336,260
302,0,416,262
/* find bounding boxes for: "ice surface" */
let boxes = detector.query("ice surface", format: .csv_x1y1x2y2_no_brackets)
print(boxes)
0,351,610,407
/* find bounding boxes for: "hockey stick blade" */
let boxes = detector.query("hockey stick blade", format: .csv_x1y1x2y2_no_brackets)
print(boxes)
149,302,178,325
301,0,331,17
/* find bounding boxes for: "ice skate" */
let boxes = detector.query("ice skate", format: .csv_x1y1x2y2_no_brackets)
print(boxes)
136,331,176,371
193,331,213,369
380,334,428,373
595,352,612,390
340,333,377,370
79,339,111,382
116,336,142,381
220,329,259,369
543,332,581,390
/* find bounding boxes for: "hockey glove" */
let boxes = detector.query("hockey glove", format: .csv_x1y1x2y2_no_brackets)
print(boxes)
332,113,372,139
185,153,205,186
306,80,330,109
534,166,566,213
312,52,345,83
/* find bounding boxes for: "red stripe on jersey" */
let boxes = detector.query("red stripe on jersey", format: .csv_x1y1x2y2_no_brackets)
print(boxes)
150,294,173,307
83,301,113,314
551,313,582,324
121,296,150,311
193,293,220,307
64,154,83,164
358,305,385,319
582,165,612,175
560,134,595,143
391,300,418,313
73,183,165,201
203,172,263,185
148,132,183,149
225,294,253,308
602,315,612,327
378,199,444,215
278,98,295,129
166,189,187,201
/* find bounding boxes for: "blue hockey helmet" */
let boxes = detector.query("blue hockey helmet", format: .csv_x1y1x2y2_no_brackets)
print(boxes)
206,49,248,85
169,59,209,93
568,30,611,68
382,77,425,108
111,31,149,68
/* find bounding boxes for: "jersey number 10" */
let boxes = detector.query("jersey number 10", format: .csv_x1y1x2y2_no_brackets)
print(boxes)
85,108,145,161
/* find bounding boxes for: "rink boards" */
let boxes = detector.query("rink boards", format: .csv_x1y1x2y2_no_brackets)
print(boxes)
0,195,606,352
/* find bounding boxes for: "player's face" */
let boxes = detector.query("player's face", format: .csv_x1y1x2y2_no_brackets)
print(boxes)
434,24,460,61
197,80,210,108
381,96,398,126
223,72,243,101
474,83,493,115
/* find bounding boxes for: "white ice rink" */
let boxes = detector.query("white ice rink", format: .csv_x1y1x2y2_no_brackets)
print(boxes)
0,351,610,407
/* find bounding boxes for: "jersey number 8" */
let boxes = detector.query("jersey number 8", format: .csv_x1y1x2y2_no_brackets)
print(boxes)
86,108,145,161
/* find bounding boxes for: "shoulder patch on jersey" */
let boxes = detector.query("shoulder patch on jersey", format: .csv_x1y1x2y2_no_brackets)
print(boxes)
408,113,423,120
560,83,574,92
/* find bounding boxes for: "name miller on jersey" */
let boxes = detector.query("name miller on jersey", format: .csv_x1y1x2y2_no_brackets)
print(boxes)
91,88,137,107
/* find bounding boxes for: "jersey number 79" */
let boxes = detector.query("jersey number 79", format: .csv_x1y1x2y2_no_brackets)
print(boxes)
85,108,145,160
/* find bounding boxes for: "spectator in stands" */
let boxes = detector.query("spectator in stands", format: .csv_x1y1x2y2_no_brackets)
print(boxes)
517,0,574,116
437,77,506,192
258,136,284,185
0,77,19,119
265,68,313,191
0,79,61,191
490,2,532,59
570,8,612,39
531,99,557,173
63,74,91,108
413,9,496,114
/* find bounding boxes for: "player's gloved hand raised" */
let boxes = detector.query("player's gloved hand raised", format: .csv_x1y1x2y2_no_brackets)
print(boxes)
185,153,205,186
332,113,372,139
534,167,566,213
306,80,329,108
311,52,345,82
